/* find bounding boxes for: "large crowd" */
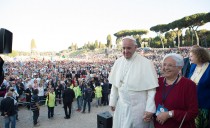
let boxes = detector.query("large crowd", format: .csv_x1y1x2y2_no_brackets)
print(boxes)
0,47,210,127
0,47,208,104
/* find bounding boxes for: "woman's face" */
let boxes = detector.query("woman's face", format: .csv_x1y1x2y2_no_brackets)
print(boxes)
162,57,180,78
189,52,199,64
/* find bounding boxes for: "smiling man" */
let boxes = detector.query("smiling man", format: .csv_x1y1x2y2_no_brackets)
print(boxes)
108,36,159,128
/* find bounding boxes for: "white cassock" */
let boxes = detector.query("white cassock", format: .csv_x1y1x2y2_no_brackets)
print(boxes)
109,52,158,128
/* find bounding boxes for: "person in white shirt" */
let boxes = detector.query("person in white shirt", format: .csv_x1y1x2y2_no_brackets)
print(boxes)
37,81,45,105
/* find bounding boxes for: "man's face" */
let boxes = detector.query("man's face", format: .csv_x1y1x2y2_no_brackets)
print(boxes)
122,39,137,59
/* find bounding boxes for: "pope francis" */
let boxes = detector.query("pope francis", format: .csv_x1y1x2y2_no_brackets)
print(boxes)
109,36,159,128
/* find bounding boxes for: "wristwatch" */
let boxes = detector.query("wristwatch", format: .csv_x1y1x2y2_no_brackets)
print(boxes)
168,111,173,118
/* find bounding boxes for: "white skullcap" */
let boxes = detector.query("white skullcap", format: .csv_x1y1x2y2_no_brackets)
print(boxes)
163,53,184,66
122,36,137,45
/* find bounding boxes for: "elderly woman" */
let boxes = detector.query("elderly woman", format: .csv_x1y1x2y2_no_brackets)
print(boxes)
188,47,210,128
154,53,198,128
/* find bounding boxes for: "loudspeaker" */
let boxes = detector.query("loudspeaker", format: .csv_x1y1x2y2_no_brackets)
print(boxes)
97,111,113,128
0,28,13,54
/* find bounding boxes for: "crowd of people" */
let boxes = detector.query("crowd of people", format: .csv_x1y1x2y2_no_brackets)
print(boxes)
0,36,210,128
0,59,112,127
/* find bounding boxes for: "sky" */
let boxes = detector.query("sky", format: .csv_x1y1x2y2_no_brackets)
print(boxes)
0,0,210,52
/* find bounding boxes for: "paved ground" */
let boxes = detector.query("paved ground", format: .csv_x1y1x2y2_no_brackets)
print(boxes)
0,100,113,128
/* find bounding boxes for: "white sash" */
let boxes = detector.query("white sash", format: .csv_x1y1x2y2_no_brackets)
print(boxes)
191,63,209,85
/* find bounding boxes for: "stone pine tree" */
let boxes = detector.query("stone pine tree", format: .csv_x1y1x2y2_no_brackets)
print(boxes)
150,24,169,48
31,39,37,53
114,29,148,49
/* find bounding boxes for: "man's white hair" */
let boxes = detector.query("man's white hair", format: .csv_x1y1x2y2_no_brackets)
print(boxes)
163,53,184,66
122,36,137,45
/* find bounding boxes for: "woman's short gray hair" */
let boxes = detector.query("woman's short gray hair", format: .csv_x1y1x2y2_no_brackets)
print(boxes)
163,53,184,66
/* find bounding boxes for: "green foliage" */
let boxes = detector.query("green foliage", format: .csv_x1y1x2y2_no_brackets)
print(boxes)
165,31,176,43
114,29,148,43
184,29,193,43
7,50,19,57
183,13,207,28
87,42,91,48
150,24,170,33
94,40,99,49
150,36,162,48
116,38,121,45
89,43,96,50
197,29,210,38
82,41,106,50
150,24,171,48
136,36,141,47
70,43,78,51
203,12,210,22
68,49,87,57
114,29,148,37
150,12,210,47
195,109,209,128
106,34,112,48
197,29,210,47
99,42,106,49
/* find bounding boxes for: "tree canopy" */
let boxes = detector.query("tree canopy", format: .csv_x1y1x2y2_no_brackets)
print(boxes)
114,29,148,39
